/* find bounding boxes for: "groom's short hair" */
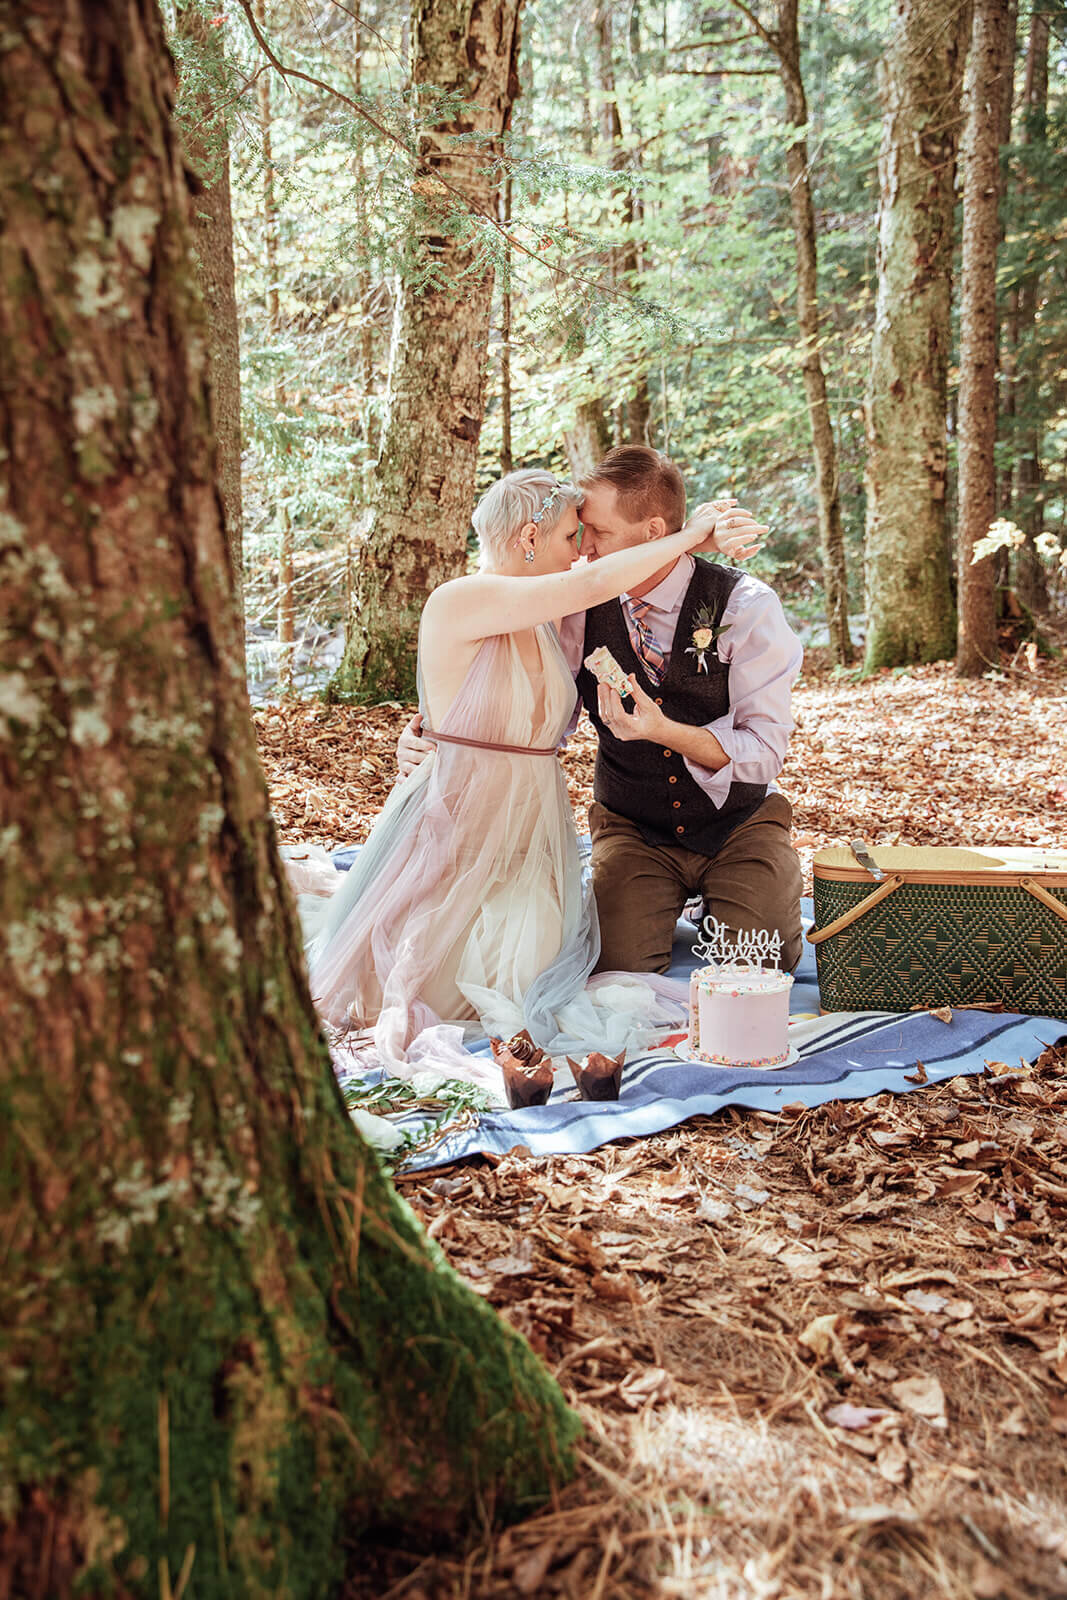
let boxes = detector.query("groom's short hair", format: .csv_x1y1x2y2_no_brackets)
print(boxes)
582,446,686,534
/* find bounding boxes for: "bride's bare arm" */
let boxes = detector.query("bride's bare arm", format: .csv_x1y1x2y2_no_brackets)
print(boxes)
424,506,766,643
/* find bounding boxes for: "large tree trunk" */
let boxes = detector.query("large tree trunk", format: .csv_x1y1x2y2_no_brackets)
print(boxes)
1013,8,1049,611
174,0,244,654
862,0,969,669
956,0,1014,676
0,6,577,1594
775,0,855,666
328,0,524,702
563,395,614,480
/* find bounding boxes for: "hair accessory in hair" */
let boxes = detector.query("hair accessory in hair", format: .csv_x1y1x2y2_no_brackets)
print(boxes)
531,484,563,525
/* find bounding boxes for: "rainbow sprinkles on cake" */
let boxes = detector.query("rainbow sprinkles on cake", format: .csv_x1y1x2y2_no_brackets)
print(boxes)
682,917,796,1070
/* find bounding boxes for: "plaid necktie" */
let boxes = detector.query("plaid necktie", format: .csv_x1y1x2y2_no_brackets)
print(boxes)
625,598,667,685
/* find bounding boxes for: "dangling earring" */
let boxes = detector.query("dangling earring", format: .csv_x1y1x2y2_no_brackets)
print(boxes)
525,550,535,563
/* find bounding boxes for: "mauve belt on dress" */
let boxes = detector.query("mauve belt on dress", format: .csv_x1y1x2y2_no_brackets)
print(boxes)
425,728,559,756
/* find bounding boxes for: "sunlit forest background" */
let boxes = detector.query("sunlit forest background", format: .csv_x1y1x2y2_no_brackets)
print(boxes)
170,0,1067,698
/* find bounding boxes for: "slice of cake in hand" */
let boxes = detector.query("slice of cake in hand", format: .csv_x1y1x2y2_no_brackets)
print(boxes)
583,646,632,699
490,1030,555,1108
566,1049,625,1101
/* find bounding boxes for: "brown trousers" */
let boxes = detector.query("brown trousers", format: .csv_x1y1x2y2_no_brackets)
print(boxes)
590,794,804,975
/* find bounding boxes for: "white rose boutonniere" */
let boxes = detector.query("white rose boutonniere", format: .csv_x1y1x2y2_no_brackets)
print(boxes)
684,605,731,674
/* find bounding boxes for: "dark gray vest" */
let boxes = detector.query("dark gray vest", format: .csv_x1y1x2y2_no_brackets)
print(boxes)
576,560,766,856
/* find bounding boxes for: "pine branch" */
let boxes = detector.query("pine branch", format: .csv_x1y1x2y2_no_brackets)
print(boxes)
233,0,671,322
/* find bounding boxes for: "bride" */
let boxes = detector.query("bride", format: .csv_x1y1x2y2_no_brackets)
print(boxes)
290,470,764,1091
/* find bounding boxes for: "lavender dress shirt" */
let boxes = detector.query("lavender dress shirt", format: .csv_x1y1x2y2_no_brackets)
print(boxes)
558,554,802,810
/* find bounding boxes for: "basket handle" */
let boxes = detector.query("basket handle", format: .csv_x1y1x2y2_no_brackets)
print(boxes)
807,873,905,946
1021,876,1067,924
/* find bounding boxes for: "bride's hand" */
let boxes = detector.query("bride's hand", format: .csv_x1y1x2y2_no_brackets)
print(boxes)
684,500,768,561
396,714,434,778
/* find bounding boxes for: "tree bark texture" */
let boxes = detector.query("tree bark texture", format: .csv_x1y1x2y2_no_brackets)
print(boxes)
175,1,244,649
956,0,1014,676
0,6,577,1594
596,3,649,445
328,0,524,702
862,0,970,668
500,174,514,474
256,1,295,691
1013,7,1049,610
775,0,855,665
563,396,614,480
994,0,1017,531
351,0,379,455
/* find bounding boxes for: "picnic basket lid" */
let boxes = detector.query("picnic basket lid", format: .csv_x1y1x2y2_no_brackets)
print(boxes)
814,844,1067,877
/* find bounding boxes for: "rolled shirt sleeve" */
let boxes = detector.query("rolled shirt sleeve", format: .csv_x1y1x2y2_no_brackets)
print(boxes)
682,574,803,808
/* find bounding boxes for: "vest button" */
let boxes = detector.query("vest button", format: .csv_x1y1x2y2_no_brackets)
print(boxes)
668,775,677,785
673,800,681,809
654,697,663,706
676,825,685,835
663,748,672,758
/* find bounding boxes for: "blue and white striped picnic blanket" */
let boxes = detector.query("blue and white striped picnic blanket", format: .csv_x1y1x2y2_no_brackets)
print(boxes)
328,846,1066,1173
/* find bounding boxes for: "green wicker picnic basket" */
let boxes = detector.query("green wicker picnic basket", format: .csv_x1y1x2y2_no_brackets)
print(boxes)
810,844,1067,1016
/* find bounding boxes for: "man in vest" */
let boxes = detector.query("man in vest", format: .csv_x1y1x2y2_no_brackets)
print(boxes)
398,445,803,973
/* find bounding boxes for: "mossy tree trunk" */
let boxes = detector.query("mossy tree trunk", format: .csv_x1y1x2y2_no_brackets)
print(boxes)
956,0,1014,676
862,0,969,669
327,0,524,703
174,0,244,652
0,6,577,1596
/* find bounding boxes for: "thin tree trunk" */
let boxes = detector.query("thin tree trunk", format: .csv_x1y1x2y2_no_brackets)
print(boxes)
995,0,1018,528
500,173,514,474
775,0,855,665
956,0,1014,676
1014,8,1049,610
596,3,649,444
862,0,970,668
352,0,378,455
256,1,294,692
0,5,577,1592
175,2,244,659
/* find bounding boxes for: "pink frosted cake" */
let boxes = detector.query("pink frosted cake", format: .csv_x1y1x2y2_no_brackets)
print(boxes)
687,964,794,1068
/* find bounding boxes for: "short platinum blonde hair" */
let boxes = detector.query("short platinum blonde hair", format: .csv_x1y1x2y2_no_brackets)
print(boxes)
472,469,582,569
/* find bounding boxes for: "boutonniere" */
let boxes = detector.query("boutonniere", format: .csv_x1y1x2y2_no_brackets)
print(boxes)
684,606,731,674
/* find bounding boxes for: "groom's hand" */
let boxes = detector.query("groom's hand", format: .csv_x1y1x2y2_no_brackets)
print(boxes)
597,676,669,742
685,501,767,560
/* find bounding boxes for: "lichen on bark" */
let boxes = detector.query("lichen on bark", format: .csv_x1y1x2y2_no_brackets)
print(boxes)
862,0,968,669
0,6,577,1594
328,0,524,704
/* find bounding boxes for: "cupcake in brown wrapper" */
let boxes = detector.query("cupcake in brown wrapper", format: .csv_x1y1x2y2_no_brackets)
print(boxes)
490,1032,554,1109
565,1049,625,1101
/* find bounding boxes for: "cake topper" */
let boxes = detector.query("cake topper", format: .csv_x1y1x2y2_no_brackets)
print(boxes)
693,915,783,971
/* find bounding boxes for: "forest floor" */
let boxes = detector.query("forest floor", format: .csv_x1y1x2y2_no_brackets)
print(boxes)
255,657,1067,1600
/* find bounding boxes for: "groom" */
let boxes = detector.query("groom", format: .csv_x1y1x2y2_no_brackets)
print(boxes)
398,445,803,974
